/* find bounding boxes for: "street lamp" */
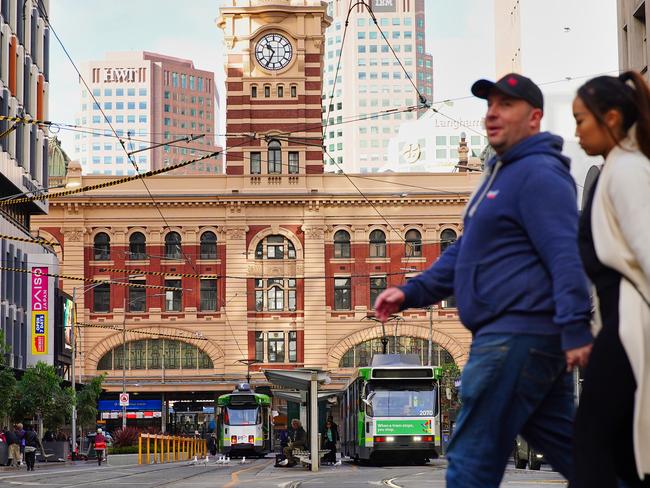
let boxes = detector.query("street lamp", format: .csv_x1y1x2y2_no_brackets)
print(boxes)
70,281,111,461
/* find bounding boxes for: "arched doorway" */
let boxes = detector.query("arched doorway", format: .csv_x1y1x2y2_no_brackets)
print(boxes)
338,336,456,368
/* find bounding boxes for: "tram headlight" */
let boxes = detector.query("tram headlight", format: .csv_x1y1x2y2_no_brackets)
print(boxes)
413,436,422,442
385,436,395,442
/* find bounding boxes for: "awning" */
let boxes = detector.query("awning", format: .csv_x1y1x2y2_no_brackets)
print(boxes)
273,390,342,404
264,369,330,390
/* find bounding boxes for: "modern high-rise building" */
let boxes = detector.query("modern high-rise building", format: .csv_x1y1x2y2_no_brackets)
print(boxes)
0,0,61,371
74,52,222,176
494,0,617,204
617,0,650,81
322,0,434,173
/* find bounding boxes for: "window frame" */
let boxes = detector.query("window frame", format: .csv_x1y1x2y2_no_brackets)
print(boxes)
200,278,218,311
405,229,422,257
164,279,182,312
333,230,351,258
164,232,182,260
93,283,110,313
369,229,387,258
334,277,352,310
93,232,111,261
129,232,146,260
199,231,217,259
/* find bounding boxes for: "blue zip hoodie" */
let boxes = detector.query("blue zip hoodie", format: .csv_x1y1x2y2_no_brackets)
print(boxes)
400,132,592,351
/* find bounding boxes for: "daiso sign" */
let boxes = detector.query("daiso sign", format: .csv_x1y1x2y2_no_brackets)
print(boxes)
31,267,49,355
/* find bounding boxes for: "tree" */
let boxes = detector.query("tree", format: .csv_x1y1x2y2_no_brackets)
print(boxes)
76,374,105,430
0,331,17,424
44,386,75,431
15,362,66,435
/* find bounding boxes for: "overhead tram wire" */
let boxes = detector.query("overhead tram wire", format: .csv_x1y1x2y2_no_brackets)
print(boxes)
34,0,204,275
361,1,429,109
322,0,362,137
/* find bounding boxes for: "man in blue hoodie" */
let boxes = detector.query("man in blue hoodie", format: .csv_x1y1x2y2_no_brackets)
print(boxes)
375,73,593,487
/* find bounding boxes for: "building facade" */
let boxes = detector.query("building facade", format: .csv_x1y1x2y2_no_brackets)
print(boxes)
0,0,62,371
29,0,477,430
617,0,650,80
322,0,434,173
74,52,222,176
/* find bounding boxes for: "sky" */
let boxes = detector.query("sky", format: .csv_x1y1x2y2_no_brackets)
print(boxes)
48,0,618,161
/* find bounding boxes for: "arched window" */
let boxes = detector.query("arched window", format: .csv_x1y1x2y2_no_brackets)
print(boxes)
254,278,297,312
405,229,422,257
200,231,217,259
338,337,456,368
96,339,214,371
268,140,282,174
369,229,386,258
165,232,182,259
94,232,110,261
254,235,297,260
440,229,457,253
334,230,351,258
129,232,146,260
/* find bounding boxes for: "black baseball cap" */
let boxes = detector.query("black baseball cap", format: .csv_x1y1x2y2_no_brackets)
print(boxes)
471,73,544,110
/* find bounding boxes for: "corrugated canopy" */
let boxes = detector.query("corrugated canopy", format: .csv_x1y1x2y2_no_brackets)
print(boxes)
264,369,330,390
273,390,342,404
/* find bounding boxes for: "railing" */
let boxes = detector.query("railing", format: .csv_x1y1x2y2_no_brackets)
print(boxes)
138,434,207,465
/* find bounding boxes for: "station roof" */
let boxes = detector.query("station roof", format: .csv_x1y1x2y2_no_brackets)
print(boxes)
264,369,330,391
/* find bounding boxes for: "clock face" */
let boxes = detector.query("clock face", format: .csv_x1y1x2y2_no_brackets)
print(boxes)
255,33,293,71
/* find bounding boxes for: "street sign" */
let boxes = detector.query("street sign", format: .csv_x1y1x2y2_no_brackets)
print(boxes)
119,393,129,407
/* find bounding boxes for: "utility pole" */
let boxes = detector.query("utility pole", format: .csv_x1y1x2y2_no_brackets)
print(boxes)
122,296,127,429
428,305,433,366
71,288,77,460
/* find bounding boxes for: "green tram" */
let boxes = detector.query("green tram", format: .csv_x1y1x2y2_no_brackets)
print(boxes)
216,383,273,458
340,354,440,464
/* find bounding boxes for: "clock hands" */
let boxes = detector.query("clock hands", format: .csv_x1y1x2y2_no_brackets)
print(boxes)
265,44,275,68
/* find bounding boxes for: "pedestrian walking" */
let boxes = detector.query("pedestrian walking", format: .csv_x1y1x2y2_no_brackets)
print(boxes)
375,73,593,488
15,423,25,468
23,426,39,471
4,427,18,467
208,433,218,456
94,428,107,466
571,71,650,488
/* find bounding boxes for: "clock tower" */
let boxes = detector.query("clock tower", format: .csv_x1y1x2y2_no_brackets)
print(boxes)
217,0,331,176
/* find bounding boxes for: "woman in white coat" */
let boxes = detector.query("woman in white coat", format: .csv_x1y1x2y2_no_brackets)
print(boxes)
572,71,650,487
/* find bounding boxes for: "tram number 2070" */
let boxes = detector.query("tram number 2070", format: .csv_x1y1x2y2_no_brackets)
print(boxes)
418,410,434,416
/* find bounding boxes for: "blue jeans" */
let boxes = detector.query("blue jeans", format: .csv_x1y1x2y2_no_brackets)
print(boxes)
446,333,575,488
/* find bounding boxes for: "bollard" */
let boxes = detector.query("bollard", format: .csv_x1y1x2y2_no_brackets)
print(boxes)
166,435,171,463
146,434,150,465
138,435,142,465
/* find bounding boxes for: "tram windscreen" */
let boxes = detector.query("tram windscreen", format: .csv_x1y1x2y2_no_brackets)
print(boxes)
365,385,436,417
226,407,261,426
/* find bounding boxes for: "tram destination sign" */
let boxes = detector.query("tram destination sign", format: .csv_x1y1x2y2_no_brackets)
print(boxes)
375,419,433,435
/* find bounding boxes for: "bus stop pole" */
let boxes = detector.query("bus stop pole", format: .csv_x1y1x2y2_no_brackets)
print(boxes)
310,372,319,472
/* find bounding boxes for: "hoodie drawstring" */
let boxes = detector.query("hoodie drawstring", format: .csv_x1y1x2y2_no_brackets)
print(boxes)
468,159,503,218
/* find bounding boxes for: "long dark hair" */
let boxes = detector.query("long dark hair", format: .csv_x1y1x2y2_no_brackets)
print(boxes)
577,70,650,159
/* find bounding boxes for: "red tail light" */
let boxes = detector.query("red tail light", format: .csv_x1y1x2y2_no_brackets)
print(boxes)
248,435,254,444
231,435,237,444
423,436,433,442
373,436,385,443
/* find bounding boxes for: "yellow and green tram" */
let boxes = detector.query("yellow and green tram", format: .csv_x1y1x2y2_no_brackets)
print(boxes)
216,383,273,458
340,354,440,464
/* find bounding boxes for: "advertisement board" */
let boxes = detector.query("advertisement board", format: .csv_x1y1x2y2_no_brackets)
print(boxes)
374,419,434,435
371,0,397,13
62,296,74,351
31,267,49,355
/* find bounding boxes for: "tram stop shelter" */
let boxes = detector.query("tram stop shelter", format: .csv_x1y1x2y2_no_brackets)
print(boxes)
264,369,331,471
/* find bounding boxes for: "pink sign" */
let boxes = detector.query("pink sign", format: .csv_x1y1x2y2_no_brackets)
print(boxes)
31,267,49,311
31,267,49,355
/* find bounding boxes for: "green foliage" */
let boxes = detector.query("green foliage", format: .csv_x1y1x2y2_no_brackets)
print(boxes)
0,367,16,422
0,330,9,367
76,374,105,429
108,445,139,455
15,362,65,428
44,386,75,430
